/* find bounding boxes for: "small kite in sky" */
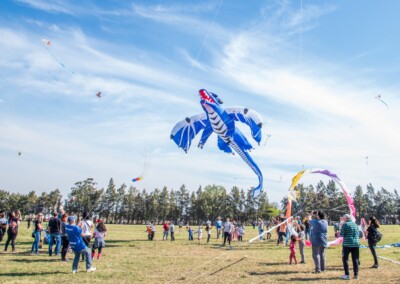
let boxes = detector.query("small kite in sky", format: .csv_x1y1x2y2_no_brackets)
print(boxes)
96,92,102,98
18,152,21,156
365,156,368,166
263,134,271,146
375,95,389,109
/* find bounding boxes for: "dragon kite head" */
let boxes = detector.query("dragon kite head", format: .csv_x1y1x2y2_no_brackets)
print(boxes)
199,89,223,106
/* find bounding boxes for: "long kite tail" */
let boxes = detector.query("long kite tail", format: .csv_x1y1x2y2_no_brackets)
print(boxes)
229,141,263,198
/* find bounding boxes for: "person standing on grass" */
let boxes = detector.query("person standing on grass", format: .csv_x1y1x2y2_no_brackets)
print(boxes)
303,218,311,240
298,224,306,264
195,226,203,244
79,212,93,261
288,235,298,265
0,211,8,243
31,213,43,255
339,214,360,280
150,221,156,241
238,225,245,242
187,225,194,241
205,221,212,243
60,213,69,262
48,211,62,256
65,216,96,273
162,221,169,241
257,218,264,241
365,216,380,269
92,219,106,260
170,221,175,241
309,211,328,274
4,211,19,252
222,218,233,249
216,217,222,239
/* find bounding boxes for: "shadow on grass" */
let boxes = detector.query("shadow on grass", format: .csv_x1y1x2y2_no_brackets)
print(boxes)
288,277,340,282
0,271,69,277
248,271,299,276
9,258,60,263
258,262,286,266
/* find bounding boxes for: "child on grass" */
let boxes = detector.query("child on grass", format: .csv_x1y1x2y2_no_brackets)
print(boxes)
146,225,152,240
195,226,203,244
298,224,306,264
92,219,106,260
289,234,298,265
238,225,245,242
188,226,194,241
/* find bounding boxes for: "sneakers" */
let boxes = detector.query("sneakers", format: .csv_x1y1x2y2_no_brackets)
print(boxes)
86,267,96,273
72,270,78,274
339,275,350,280
370,264,379,269
354,275,359,279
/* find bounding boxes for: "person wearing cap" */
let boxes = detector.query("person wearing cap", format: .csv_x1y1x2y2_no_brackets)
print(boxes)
31,213,43,255
339,214,360,280
65,216,96,273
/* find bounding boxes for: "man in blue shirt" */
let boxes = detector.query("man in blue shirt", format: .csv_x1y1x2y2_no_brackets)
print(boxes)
309,211,328,273
65,216,96,273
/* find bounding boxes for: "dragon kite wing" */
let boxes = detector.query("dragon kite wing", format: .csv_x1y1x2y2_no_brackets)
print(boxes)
170,113,210,152
225,107,263,144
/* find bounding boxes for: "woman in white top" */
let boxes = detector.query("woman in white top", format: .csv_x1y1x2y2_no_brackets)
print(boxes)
79,212,93,261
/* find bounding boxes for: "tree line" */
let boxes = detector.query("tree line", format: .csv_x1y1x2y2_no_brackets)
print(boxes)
1,178,399,224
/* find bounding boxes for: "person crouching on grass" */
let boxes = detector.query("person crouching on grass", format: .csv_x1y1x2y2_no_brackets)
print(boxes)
92,219,106,260
65,216,96,273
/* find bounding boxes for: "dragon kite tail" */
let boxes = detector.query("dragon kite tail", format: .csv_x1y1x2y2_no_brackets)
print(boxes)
229,141,263,198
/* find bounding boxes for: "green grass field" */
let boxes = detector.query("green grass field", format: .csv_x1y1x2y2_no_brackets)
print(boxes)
1,223,399,283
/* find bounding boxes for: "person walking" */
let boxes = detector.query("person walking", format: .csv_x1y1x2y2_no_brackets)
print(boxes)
339,214,360,280
222,218,233,249
366,216,380,268
4,211,19,252
309,211,328,273
65,216,96,273
48,211,62,256
31,213,43,255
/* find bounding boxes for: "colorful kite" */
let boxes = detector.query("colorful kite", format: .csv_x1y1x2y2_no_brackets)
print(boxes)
41,39,67,69
131,152,150,183
96,92,102,98
171,89,264,198
285,168,356,221
375,95,389,109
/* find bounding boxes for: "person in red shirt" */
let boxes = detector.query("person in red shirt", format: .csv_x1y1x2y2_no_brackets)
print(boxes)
162,221,169,241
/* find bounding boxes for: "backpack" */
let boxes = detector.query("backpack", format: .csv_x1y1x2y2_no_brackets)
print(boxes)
371,226,382,243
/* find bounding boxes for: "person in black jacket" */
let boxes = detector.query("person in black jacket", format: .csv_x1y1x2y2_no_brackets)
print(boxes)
366,216,380,268
48,211,62,256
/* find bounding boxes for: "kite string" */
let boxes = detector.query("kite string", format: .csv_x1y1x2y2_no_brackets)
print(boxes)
378,256,400,265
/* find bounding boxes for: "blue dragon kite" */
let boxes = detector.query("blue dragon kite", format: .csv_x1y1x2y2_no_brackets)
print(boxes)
170,89,264,198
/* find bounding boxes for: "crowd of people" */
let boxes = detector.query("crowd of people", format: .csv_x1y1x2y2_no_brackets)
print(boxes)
0,209,107,273
1,209,384,279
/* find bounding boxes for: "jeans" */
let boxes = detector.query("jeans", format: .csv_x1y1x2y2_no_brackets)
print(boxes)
285,231,290,245
342,246,359,277
170,232,175,241
312,246,326,272
73,246,92,271
299,241,305,262
305,228,311,240
49,233,61,255
4,230,17,251
258,228,264,240
189,232,193,241
31,231,41,253
163,231,169,240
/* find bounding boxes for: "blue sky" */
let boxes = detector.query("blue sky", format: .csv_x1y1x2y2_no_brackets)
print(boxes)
0,0,399,203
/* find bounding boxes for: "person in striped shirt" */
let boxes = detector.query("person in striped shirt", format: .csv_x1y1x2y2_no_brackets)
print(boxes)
339,214,360,280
